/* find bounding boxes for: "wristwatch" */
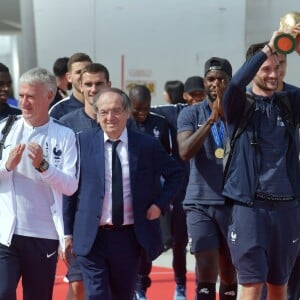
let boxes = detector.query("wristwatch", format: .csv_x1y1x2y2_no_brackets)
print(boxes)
35,158,49,173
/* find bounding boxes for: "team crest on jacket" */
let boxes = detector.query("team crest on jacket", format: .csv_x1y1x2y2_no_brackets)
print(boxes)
229,229,237,244
44,142,62,167
53,145,62,166
153,126,160,139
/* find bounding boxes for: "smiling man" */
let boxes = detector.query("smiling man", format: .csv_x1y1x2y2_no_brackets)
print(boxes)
222,25,300,300
63,87,184,300
49,52,92,119
60,63,111,132
0,67,78,300
60,63,111,300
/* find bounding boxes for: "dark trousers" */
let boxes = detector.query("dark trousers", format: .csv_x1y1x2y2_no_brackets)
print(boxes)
261,253,300,300
171,201,188,286
0,234,58,300
77,226,141,300
136,201,188,291
288,253,300,300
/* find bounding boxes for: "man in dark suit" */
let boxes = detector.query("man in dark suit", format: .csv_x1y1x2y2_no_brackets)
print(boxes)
63,87,184,300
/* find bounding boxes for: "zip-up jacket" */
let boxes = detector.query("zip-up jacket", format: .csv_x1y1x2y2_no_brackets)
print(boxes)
222,51,300,204
0,116,79,248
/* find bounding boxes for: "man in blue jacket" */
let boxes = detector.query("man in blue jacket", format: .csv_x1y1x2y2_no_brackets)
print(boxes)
222,25,300,300
63,87,184,300
246,42,300,300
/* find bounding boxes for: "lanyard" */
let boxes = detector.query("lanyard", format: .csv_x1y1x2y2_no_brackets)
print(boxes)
211,121,225,148
205,101,225,148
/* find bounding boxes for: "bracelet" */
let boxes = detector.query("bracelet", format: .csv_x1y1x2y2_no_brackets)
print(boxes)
206,120,214,126
265,44,275,55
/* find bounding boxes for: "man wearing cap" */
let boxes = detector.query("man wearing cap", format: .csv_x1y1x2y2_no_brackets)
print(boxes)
177,57,237,300
183,76,206,105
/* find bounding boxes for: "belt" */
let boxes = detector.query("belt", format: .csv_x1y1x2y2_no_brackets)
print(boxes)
255,192,295,202
99,224,134,230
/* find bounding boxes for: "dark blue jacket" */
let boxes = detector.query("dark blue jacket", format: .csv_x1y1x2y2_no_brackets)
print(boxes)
222,51,300,204
0,103,21,121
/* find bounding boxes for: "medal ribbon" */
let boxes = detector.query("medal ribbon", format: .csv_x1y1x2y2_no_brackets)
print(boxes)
211,121,225,148
204,101,225,148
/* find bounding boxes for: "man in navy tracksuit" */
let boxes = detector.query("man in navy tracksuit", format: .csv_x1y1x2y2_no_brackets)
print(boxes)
278,54,300,300
222,26,300,300
49,52,92,119
248,42,300,300
128,85,188,300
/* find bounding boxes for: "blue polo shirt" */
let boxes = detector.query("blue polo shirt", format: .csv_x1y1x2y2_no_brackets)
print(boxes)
60,108,98,133
177,99,225,206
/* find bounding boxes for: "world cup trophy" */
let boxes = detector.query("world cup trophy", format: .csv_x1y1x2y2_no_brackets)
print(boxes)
274,12,300,54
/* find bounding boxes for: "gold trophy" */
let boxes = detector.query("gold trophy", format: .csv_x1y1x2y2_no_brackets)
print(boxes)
274,12,300,54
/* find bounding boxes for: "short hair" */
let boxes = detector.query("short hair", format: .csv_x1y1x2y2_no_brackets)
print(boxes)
164,80,184,104
80,63,110,82
246,41,268,60
19,67,57,95
93,87,131,112
128,85,151,104
53,57,69,77
0,63,9,73
67,52,92,72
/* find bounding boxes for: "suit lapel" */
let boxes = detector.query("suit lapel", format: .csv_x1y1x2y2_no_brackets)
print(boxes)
90,128,105,194
127,129,139,196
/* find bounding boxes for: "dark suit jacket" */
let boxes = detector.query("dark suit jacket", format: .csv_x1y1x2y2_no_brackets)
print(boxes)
63,127,184,261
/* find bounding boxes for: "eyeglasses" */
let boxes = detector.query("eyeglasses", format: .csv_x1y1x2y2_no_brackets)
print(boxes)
97,108,124,117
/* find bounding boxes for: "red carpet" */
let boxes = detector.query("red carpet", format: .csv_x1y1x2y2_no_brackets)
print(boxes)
17,259,198,299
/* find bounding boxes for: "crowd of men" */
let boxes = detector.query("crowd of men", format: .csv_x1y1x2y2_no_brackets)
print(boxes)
0,22,300,300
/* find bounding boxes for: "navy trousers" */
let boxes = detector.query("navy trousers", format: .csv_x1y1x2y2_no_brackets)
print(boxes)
77,226,142,300
288,253,300,300
136,200,188,292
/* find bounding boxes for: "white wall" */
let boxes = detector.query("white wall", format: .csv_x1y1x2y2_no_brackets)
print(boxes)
32,0,300,104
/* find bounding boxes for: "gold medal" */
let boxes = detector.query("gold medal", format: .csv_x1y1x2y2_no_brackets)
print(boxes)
215,148,224,159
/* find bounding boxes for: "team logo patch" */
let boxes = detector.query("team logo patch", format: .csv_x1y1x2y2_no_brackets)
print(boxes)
153,126,160,139
53,145,62,166
229,229,237,244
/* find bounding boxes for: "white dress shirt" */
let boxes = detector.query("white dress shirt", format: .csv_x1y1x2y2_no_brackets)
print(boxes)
100,128,134,225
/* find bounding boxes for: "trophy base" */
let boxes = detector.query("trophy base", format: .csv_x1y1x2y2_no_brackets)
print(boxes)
274,34,296,54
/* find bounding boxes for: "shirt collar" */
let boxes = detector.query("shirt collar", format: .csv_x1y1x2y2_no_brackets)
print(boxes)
103,127,128,145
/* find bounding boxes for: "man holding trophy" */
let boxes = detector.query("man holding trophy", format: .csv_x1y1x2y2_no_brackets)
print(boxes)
222,18,300,300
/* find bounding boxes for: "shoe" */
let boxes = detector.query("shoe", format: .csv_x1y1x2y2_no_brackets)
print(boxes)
174,285,186,300
134,290,147,300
